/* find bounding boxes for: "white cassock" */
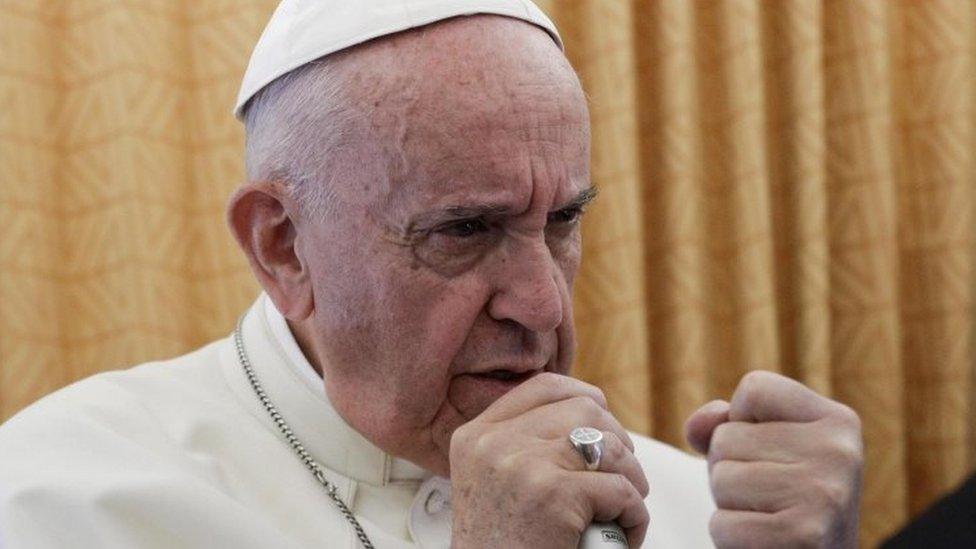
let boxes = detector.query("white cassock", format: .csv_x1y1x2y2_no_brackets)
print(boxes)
0,294,715,548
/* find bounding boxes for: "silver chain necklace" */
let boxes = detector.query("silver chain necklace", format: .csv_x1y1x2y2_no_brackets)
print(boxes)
234,316,376,549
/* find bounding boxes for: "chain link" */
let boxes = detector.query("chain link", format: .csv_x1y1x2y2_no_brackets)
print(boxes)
234,316,376,549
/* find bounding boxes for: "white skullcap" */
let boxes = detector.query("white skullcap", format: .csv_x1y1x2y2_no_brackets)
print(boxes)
234,0,563,120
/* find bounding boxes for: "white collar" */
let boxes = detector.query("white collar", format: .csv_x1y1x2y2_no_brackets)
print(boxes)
221,293,429,485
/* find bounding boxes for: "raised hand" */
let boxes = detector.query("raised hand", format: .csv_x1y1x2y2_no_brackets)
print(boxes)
686,371,863,549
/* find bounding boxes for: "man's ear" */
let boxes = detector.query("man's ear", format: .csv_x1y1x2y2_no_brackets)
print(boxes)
226,181,313,321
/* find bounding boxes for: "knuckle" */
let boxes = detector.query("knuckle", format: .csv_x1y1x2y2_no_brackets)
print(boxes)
603,432,627,461
711,510,779,549
637,474,650,499
792,515,829,548
611,473,633,499
707,511,729,545
832,403,862,431
495,446,523,473
534,371,566,390
535,371,560,382
470,429,497,459
572,396,605,423
842,439,864,469
708,461,736,498
710,460,732,484
621,479,645,514
631,498,650,524
565,376,607,408
625,475,643,501
708,423,732,459
535,373,608,409
525,470,563,502
824,435,864,471
811,477,848,511
526,372,566,396
468,430,517,468
450,421,473,446
620,430,636,452
735,371,768,410
590,385,608,409
521,469,545,493
741,369,772,389
531,371,559,384
449,423,478,460
563,506,590,536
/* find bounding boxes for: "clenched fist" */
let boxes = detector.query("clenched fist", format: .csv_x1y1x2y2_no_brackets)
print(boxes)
686,371,863,548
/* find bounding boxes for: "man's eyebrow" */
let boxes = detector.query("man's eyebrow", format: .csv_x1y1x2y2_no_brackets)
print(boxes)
441,203,511,219
405,203,510,233
407,186,598,231
556,186,599,211
438,186,597,219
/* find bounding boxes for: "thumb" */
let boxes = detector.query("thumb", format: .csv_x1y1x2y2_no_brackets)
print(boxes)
684,400,731,455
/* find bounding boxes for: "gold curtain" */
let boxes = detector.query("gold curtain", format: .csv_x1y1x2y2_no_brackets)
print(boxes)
1,1,973,546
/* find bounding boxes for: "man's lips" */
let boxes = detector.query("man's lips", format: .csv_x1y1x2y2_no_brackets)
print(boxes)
473,368,541,382
452,368,540,401
467,358,552,377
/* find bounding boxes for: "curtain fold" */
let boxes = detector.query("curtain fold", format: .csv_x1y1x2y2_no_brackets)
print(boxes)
1,1,973,546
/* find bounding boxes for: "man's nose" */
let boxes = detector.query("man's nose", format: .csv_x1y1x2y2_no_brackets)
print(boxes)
486,240,564,333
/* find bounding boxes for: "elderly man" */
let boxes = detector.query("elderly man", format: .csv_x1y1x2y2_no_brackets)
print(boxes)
0,1,863,548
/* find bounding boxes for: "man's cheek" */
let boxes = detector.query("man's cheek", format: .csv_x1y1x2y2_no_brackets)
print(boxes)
558,241,582,286
421,294,491,364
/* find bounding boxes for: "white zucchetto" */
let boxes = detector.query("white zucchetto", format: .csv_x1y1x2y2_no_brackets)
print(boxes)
234,0,563,119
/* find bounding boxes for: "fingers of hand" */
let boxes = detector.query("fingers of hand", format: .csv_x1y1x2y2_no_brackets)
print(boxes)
708,421,814,468
557,431,649,498
706,418,863,548
519,395,634,452
729,370,841,424
480,372,608,421
684,399,731,454
710,508,843,549
690,391,855,533
710,460,797,512
709,419,863,476
574,471,650,548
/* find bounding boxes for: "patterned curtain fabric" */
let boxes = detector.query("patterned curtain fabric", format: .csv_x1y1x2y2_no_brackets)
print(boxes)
0,1,972,546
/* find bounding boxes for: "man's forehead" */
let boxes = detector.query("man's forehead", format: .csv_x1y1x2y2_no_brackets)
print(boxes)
235,2,563,120
262,15,590,223
341,16,581,110
384,165,592,221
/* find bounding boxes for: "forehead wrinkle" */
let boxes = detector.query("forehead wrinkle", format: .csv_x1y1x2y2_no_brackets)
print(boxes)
337,16,587,224
343,18,580,125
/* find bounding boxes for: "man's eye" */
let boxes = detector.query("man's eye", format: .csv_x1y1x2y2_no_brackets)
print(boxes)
548,207,583,225
437,218,490,238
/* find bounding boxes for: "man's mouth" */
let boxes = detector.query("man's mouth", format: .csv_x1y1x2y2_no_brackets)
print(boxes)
449,368,546,418
477,369,538,382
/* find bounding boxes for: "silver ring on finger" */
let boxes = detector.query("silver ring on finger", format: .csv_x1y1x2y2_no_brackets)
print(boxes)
568,426,604,471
